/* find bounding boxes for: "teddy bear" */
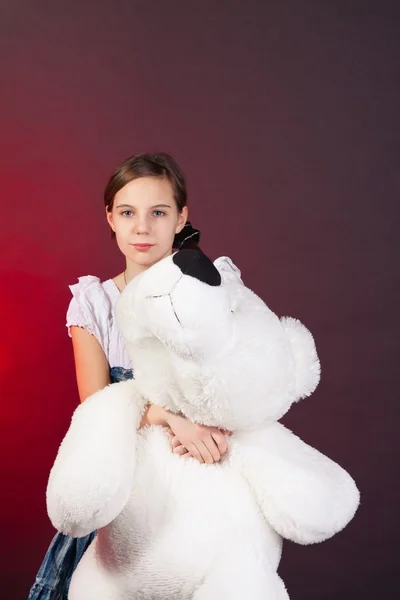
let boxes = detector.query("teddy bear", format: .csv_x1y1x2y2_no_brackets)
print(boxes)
47,250,359,600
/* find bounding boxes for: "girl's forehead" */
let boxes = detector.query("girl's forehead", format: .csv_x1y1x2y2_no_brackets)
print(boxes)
115,177,174,204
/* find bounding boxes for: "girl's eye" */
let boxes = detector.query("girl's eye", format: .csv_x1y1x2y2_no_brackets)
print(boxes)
121,210,133,217
153,210,166,217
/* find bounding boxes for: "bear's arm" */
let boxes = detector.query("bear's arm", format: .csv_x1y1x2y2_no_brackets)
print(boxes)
230,422,359,544
46,379,148,537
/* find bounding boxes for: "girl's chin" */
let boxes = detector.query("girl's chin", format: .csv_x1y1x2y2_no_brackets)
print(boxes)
128,249,166,266
132,247,174,262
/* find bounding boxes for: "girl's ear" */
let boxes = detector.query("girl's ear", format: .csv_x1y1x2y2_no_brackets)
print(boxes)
105,207,115,232
175,206,188,234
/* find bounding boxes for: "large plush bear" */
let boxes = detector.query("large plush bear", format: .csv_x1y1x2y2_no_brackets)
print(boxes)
47,250,359,600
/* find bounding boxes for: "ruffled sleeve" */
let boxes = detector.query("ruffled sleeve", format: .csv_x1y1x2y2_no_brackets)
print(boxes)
213,256,244,285
66,275,112,356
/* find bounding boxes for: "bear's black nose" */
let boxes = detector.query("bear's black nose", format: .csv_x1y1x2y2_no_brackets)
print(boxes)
173,250,221,286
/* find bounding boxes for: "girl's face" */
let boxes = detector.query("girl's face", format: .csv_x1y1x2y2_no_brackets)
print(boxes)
106,177,188,269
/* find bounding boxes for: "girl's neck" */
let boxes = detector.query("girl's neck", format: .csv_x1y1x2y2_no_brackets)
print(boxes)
124,261,149,284
112,263,147,293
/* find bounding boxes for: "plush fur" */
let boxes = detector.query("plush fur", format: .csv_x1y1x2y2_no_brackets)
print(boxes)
47,252,359,600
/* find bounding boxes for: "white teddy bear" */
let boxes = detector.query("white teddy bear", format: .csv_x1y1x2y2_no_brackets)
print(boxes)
47,250,359,600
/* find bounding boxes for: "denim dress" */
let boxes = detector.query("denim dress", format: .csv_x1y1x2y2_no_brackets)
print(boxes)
27,366,134,600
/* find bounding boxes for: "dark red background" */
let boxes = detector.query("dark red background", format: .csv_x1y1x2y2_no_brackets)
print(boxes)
0,1,398,598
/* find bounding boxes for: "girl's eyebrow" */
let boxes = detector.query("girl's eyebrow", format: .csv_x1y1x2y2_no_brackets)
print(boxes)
115,203,172,209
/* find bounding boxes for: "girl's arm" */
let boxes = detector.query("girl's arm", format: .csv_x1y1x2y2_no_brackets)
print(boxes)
71,326,110,402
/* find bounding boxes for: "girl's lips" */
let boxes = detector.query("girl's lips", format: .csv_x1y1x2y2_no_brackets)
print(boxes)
132,244,153,252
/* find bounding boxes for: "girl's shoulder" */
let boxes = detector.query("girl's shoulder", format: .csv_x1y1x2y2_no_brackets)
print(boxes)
68,275,120,306
66,275,120,340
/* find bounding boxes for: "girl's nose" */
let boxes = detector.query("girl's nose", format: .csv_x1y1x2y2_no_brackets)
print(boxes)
134,214,150,233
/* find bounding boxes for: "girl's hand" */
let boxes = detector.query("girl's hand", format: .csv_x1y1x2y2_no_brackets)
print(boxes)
170,435,189,456
166,412,230,464
140,404,170,428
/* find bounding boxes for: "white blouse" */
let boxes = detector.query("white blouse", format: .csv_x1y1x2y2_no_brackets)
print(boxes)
65,256,242,369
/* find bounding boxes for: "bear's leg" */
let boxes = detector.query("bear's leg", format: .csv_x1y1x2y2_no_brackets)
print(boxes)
68,544,126,600
68,570,121,600
192,550,289,600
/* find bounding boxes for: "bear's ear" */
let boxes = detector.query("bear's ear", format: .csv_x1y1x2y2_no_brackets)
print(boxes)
280,317,321,401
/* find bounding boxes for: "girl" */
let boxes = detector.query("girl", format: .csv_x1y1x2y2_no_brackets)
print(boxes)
28,152,239,600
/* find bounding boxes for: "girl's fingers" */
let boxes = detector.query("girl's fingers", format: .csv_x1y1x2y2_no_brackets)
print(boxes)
187,441,217,464
169,428,230,463
193,441,215,465
173,445,189,456
185,442,204,463
171,436,182,449
204,436,222,462
211,431,228,456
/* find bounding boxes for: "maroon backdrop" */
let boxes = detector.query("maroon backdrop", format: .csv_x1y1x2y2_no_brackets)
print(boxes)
0,1,398,598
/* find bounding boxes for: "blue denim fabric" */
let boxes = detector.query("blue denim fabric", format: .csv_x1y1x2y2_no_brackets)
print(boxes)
27,367,134,600
109,365,134,383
